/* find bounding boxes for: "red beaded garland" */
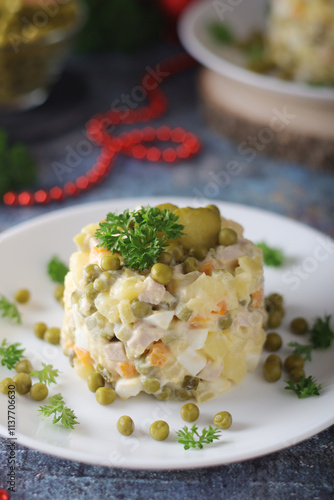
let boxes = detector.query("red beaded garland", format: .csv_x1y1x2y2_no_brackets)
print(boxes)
2,53,199,207
0,490,10,500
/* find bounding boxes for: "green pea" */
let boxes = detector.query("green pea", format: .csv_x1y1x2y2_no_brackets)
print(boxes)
95,387,116,405
30,382,48,401
189,246,208,261
289,367,306,382
206,204,220,217
151,263,173,285
290,317,309,335
44,327,60,345
267,310,283,329
87,372,105,392
83,264,101,283
284,355,304,372
166,244,184,263
175,304,192,322
14,289,30,304
34,322,47,339
93,277,109,293
155,385,173,401
150,420,169,441
183,257,200,274
100,255,121,271
131,300,152,319
264,332,282,352
15,359,32,374
180,403,199,422
263,360,281,382
218,228,237,246
157,252,172,265
117,415,134,436
267,293,283,307
213,411,232,429
84,283,98,300
143,378,160,394
266,354,282,367
182,375,199,390
54,284,64,302
0,378,15,395
218,313,233,330
13,373,32,395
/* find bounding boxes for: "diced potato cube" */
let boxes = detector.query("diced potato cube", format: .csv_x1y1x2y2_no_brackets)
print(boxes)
95,293,120,323
222,353,247,384
203,331,231,361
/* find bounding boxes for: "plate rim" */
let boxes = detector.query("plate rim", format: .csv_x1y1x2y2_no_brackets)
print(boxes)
178,0,334,101
0,196,334,470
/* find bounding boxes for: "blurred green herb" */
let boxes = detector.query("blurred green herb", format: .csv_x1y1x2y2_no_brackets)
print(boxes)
47,256,69,284
30,363,60,386
309,315,334,349
288,342,313,362
0,295,21,324
0,129,37,197
208,21,234,45
257,242,284,267
0,339,25,370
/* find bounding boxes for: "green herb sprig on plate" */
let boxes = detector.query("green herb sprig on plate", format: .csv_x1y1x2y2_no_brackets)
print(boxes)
285,376,321,399
30,363,60,386
0,339,25,370
95,206,184,271
257,242,284,267
47,256,69,284
176,424,221,450
0,295,21,324
39,393,79,430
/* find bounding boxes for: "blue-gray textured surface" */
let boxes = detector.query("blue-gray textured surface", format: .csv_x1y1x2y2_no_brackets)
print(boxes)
0,44,333,500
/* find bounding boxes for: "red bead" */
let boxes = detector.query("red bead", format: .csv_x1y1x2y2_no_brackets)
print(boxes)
171,127,186,142
49,186,63,201
18,191,33,206
76,176,89,190
157,126,171,141
146,147,161,162
162,148,177,162
3,192,17,206
34,190,48,204
132,144,147,160
64,182,78,196
0,489,10,500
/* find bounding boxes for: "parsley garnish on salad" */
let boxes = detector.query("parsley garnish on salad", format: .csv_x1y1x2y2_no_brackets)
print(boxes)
257,242,284,267
95,206,184,271
47,256,69,284
285,376,321,399
39,393,79,429
175,424,221,450
309,315,334,349
0,294,21,324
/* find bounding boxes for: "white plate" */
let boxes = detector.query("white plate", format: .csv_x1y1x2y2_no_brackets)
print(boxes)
0,197,334,470
178,0,334,101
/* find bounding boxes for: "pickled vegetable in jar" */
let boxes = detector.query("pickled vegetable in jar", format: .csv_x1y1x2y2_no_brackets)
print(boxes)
0,0,85,109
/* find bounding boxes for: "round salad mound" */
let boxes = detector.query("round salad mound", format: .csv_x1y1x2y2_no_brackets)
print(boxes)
61,204,266,403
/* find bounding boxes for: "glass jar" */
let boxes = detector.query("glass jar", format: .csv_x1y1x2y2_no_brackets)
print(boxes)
0,0,86,110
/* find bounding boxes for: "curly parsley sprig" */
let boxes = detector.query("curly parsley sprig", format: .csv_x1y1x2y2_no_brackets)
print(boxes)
39,393,79,429
309,315,334,349
285,376,321,399
175,424,221,450
288,342,313,362
30,363,60,386
95,206,184,271
0,295,21,324
0,339,25,370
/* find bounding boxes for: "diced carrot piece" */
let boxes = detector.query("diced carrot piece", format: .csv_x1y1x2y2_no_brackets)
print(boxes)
199,261,213,276
250,289,263,308
188,315,211,325
147,341,170,367
212,300,227,316
116,362,138,378
74,345,94,366
65,338,74,350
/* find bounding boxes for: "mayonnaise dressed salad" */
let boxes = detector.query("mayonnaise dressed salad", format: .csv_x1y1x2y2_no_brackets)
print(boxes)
61,204,266,403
